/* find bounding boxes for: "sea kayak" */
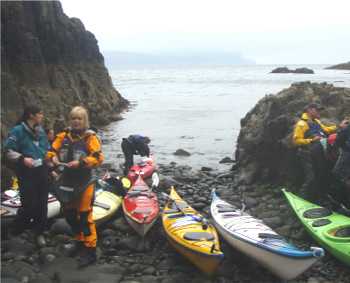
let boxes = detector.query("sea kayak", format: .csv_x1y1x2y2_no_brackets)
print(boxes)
211,190,324,280
162,187,224,275
93,183,123,225
127,156,156,184
122,175,159,236
1,189,60,219
283,189,350,266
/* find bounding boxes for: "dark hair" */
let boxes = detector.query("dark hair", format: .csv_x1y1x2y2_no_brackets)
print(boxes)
144,136,151,144
45,128,53,135
16,105,42,124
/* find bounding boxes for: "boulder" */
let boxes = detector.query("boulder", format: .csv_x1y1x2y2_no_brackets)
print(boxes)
235,82,350,186
173,149,191,156
219,156,235,163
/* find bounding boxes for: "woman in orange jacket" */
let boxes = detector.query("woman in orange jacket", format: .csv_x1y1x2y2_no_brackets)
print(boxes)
47,106,103,268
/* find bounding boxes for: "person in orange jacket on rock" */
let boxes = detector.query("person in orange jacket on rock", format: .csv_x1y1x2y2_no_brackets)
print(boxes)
47,106,103,268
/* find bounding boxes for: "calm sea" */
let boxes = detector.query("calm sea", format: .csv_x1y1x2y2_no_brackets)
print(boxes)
100,65,350,170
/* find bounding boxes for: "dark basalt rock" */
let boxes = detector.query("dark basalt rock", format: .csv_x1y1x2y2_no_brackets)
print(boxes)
325,61,350,70
173,149,191,156
270,67,314,74
235,81,350,186
294,67,314,74
1,1,128,135
219,156,235,163
270,67,290,73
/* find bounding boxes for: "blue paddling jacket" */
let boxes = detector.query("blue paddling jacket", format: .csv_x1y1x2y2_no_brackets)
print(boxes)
4,122,49,165
126,135,150,157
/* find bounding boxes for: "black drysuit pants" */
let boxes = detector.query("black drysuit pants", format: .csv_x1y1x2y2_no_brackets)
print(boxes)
15,165,49,234
121,138,134,175
298,142,332,203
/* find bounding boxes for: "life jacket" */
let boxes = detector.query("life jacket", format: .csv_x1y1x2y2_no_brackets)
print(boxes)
59,130,94,189
304,120,327,139
320,133,339,163
328,133,337,146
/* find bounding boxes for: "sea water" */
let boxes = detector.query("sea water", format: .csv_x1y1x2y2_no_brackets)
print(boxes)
100,65,350,170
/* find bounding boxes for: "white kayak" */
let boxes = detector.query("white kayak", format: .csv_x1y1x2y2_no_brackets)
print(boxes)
1,177,124,225
210,190,324,280
1,189,61,219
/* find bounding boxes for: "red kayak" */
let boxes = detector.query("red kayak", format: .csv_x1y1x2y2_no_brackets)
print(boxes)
122,175,159,236
127,156,156,184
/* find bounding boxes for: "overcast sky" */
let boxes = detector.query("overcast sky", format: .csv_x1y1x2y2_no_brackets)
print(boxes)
60,0,350,64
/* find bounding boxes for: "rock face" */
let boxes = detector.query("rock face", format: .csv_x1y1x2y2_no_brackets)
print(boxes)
235,82,350,185
325,62,350,70
1,1,127,134
270,67,314,74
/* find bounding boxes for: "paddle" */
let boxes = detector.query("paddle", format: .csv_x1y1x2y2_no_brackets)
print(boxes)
161,190,209,230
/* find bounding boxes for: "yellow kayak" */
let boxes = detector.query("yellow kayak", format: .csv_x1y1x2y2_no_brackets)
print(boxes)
93,190,122,225
162,187,224,275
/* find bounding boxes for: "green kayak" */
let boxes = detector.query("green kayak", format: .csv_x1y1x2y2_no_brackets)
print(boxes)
282,189,350,266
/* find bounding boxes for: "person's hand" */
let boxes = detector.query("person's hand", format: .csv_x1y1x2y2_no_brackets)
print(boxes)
67,160,80,168
51,171,59,180
23,157,34,168
52,156,60,166
312,136,322,142
339,119,349,129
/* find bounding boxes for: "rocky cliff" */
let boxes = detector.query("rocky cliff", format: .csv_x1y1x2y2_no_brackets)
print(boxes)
1,1,127,135
235,82,350,186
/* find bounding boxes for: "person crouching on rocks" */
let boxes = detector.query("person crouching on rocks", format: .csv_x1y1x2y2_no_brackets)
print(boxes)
121,134,151,175
4,105,50,247
47,106,104,268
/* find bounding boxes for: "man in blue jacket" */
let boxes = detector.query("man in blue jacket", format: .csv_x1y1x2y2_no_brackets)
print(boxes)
121,135,150,175
4,105,50,246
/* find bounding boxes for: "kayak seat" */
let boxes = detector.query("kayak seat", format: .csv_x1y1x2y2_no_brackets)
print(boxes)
164,209,181,214
94,201,111,210
216,204,236,209
222,213,240,218
312,219,331,227
133,207,152,214
171,202,189,210
167,213,185,219
258,233,284,240
218,207,237,213
183,232,214,241
334,227,350,237
303,208,332,219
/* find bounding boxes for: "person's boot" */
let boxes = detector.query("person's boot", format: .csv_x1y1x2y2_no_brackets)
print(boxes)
337,204,350,217
36,234,47,247
77,247,97,268
64,241,84,257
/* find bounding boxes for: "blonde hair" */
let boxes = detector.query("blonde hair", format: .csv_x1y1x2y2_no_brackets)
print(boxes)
69,106,90,129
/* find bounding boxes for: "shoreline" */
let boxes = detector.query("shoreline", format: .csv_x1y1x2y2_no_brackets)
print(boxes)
2,163,349,282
